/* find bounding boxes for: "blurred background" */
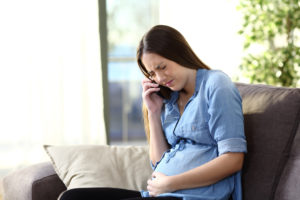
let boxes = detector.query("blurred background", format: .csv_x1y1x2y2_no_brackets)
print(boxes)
0,0,299,197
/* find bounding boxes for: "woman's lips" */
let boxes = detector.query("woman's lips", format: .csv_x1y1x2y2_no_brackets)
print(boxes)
166,80,173,87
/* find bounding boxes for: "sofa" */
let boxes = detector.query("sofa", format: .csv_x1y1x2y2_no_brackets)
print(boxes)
3,83,300,200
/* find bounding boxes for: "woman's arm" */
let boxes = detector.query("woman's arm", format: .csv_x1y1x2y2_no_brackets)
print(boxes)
170,152,244,189
148,112,169,165
147,152,244,196
141,78,169,165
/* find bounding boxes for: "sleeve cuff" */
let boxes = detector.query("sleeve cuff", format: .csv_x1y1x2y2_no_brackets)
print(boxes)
217,138,247,155
140,190,150,197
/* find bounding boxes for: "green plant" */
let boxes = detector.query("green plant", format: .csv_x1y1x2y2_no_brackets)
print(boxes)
237,0,300,87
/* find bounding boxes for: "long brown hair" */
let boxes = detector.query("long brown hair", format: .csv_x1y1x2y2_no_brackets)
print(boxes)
136,25,210,141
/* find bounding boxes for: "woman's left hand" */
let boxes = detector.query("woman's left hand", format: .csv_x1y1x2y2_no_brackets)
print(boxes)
147,172,174,196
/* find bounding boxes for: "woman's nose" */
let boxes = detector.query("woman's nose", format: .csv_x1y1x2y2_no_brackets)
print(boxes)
156,73,166,85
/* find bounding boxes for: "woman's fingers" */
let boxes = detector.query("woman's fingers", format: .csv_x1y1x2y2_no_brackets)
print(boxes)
147,179,156,197
142,78,161,100
142,87,160,99
141,78,152,89
141,77,163,113
142,78,159,89
142,82,159,92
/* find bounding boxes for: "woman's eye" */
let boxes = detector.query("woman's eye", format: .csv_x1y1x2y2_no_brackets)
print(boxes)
161,65,166,70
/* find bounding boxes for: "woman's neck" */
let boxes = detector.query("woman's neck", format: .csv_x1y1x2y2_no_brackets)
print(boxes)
181,69,197,97
177,69,197,114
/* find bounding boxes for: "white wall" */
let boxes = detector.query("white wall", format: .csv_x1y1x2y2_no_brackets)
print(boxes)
159,0,245,80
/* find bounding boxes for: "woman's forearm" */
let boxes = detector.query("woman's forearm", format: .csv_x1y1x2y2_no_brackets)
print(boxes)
148,112,169,165
169,152,244,191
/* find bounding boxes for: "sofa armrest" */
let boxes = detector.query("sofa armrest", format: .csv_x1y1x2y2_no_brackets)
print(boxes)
3,162,66,200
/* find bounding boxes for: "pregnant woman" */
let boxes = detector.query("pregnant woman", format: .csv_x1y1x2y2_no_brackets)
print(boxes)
137,25,247,200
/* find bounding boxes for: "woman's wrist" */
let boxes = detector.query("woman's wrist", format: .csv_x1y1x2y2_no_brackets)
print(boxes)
148,110,161,120
168,175,181,192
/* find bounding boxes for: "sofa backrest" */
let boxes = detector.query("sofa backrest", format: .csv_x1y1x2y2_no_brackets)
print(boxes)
236,83,300,200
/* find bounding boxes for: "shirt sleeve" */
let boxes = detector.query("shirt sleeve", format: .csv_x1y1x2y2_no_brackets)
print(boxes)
206,71,247,155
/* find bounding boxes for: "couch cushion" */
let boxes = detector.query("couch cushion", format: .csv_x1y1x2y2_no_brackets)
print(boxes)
44,145,152,191
274,124,300,200
236,83,300,200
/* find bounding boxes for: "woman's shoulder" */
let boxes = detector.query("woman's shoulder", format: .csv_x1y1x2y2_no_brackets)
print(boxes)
201,69,234,89
205,69,231,82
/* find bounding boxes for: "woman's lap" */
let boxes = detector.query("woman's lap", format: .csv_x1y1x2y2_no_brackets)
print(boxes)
59,187,181,200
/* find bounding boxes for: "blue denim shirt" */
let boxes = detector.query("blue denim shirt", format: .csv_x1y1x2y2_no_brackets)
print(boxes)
141,69,247,200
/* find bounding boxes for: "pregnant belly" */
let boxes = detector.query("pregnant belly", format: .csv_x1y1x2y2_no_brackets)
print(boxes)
154,143,217,176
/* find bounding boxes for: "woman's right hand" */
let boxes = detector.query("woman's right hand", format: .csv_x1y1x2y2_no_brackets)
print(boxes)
142,78,164,115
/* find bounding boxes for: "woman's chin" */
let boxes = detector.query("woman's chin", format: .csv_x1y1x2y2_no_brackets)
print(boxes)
169,87,180,91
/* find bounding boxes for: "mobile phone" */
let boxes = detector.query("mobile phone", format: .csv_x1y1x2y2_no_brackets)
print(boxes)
152,80,168,99
156,87,165,98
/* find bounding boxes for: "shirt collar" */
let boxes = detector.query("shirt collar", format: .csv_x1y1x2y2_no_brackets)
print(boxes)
194,68,204,94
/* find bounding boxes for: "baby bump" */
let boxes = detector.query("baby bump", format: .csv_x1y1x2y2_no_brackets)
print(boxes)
154,143,217,176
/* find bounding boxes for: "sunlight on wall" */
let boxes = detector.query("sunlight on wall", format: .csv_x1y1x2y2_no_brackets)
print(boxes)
0,0,106,175
159,0,245,80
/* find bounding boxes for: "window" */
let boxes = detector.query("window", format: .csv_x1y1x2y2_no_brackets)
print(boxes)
107,0,159,144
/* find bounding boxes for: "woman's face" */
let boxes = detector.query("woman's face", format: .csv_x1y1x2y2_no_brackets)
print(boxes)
141,53,193,92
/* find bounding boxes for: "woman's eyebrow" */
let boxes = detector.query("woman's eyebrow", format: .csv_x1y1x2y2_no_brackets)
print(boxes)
148,62,164,74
